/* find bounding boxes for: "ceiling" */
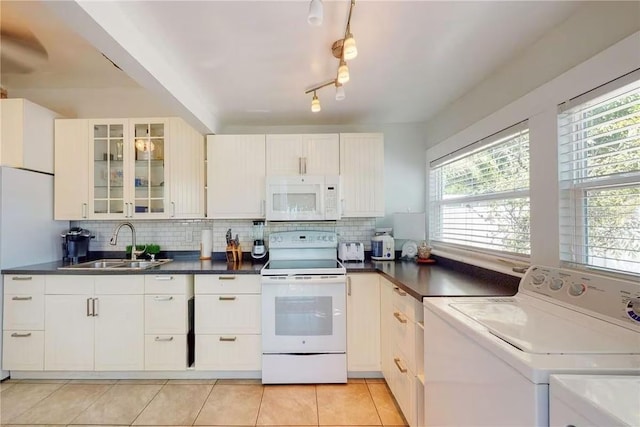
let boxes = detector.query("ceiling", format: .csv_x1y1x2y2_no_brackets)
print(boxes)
1,1,585,133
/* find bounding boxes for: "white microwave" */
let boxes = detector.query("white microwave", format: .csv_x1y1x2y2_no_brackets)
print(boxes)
265,175,341,221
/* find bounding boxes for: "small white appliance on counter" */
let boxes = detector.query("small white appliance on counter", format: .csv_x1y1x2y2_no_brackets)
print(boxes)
265,175,341,221
338,242,364,262
371,228,394,260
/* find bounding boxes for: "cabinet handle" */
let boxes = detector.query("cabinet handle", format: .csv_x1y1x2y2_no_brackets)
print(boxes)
394,357,408,373
347,276,352,296
393,287,407,297
218,296,237,301
393,312,407,324
11,332,32,338
298,157,302,174
92,298,98,317
12,296,33,301
87,297,92,317
171,202,176,217
303,157,307,174
219,336,237,342
154,276,174,281
129,203,133,218
11,276,32,281
154,296,174,301
155,336,174,342
261,199,265,216
218,276,236,280
82,203,88,218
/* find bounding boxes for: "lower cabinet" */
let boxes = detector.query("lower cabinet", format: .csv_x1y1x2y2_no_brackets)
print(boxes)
194,274,261,371
346,273,381,372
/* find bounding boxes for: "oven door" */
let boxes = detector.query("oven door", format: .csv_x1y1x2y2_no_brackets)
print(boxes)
261,275,346,354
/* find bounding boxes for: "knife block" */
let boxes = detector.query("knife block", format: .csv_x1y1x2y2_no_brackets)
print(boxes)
226,245,242,264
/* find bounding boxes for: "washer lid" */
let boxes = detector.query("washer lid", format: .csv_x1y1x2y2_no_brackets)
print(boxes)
450,302,640,354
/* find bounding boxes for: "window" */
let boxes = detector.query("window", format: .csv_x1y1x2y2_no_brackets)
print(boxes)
429,122,530,257
558,71,640,277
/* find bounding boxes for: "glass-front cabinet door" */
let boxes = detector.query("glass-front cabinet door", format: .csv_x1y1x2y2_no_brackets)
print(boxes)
132,120,166,216
90,121,127,217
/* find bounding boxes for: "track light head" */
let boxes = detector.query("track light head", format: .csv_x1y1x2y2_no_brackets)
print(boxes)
311,92,321,112
308,0,323,26
337,60,350,84
335,82,346,101
343,33,357,60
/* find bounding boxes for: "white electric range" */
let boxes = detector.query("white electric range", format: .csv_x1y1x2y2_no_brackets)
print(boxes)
422,265,640,426
260,230,347,384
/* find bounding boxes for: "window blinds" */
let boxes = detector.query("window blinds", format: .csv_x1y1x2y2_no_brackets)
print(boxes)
558,70,640,276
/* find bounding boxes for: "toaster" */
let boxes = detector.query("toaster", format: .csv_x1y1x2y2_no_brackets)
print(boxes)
338,242,365,262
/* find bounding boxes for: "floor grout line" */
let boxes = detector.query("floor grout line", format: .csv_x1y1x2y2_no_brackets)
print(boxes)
190,381,216,426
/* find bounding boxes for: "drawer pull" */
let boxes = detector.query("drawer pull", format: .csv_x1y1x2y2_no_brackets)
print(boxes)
393,312,407,324
219,336,237,342
11,332,32,338
154,276,174,281
11,276,33,281
12,296,33,301
394,357,408,373
218,296,237,301
393,287,407,297
155,336,174,342
218,276,236,280
154,296,174,301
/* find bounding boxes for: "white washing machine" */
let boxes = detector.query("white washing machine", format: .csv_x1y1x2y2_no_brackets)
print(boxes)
550,374,640,427
422,265,640,426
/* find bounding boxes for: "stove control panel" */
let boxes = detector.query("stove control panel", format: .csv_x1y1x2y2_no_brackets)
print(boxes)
269,231,337,249
521,265,640,329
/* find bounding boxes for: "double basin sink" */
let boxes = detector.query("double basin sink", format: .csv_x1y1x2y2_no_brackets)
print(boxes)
59,258,173,271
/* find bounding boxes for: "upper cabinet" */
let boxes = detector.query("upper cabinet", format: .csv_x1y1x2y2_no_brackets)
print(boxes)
54,117,204,220
0,98,59,174
266,134,339,175
207,134,266,219
340,133,385,217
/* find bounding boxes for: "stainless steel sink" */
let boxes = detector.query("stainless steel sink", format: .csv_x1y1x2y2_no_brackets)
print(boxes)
58,258,172,270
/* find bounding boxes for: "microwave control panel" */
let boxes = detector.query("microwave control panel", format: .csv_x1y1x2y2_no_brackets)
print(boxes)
324,176,340,220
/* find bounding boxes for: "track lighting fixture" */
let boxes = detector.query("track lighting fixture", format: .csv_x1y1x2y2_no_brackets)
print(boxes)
304,0,357,112
307,0,323,26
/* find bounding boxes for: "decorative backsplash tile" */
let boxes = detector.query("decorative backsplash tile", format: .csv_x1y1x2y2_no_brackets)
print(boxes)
72,218,377,252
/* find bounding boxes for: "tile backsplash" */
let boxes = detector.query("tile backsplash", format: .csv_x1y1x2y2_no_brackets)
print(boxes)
72,218,378,253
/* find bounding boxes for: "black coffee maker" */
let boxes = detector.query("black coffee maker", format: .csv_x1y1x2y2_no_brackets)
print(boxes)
61,227,94,264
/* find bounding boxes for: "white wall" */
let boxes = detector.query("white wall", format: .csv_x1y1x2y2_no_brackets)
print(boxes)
424,1,640,148
222,122,427,228
426,32,640,269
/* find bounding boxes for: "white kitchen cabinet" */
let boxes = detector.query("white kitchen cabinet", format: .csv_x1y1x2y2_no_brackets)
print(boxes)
167,117,205,218
54,119,90,220
44,275,144,371
346,274,381,372
266,134,339,175
207,134,266,219
194,274,261,371
2,275,46,370
339,133,384,217
379,277,394,381
0,98,59,174
144,274,194,370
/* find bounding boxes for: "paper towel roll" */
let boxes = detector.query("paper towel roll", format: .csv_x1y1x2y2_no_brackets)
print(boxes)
200,229,212,260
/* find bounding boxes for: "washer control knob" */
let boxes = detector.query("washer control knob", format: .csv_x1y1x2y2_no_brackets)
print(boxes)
626,298,640,323
549,278,564,291
531,274,545,286
568,282,586,297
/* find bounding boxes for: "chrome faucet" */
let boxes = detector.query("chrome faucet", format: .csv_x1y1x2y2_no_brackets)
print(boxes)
109,222,139,260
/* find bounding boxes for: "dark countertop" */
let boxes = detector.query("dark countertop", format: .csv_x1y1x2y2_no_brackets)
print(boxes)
3,255,520,301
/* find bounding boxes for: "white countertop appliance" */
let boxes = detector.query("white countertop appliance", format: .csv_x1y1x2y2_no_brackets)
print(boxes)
423,265,640,426
261,230,347,384
338,242,364,262
371,228,394,260
550,375,640,427
265,175,341,221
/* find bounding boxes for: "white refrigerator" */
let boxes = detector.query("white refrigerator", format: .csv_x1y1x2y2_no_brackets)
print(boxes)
0,166,67,379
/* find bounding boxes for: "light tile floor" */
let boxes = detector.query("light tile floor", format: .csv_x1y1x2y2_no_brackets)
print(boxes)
0,378,407,426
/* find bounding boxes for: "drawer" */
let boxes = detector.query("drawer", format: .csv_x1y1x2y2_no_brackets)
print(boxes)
5,275,45,294
145,334,187,370
3,293,45,330
391,285,421,322
95,275,144,294
195,334,261,371
145,274,193,295
195,275,260,294
195,294,261,334
391,309,416,373
46,275,94,294
391,354,415,427
2,330,44,371
145,294,188,334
